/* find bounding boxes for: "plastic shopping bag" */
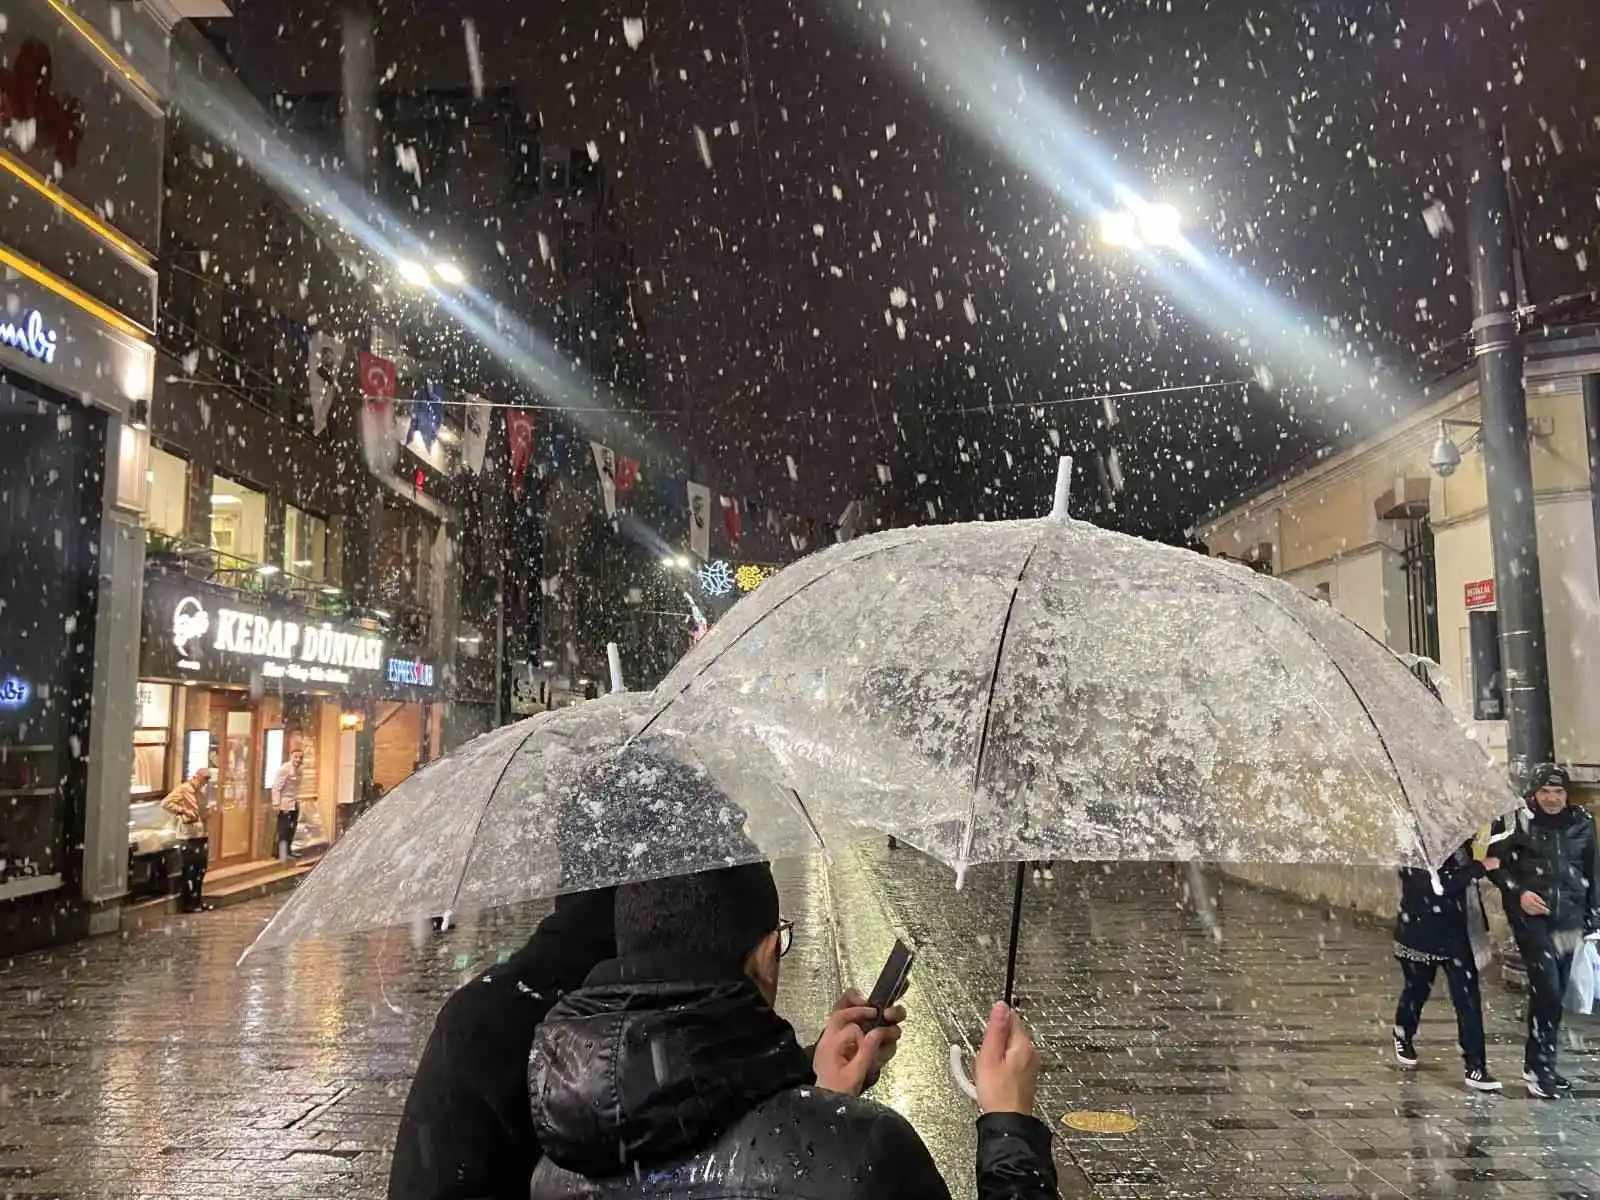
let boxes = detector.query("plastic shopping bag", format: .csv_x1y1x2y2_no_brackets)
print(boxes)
1565,940,1599,1016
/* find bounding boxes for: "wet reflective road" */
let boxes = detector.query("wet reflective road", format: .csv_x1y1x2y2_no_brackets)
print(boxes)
0,852,1596,1198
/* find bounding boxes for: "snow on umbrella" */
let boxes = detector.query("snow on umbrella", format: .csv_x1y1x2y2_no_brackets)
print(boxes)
244,693,818,956
645,459,1517,877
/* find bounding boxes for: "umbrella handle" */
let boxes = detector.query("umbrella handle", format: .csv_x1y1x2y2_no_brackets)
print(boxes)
948,1043,979,1102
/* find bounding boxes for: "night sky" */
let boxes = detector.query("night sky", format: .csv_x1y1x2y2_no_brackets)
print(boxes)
214,0,1600,537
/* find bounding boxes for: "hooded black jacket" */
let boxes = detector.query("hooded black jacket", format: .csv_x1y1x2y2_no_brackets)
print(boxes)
387,889,614,1200
527,956,1058,1200
1393,843,1487,960
1488,801,1600,935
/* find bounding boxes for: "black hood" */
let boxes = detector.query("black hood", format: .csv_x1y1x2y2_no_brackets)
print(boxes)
528,957,814,1179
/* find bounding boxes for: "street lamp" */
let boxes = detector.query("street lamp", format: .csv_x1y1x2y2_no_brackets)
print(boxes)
396,259,432,287
1098,198,1183,250
434,261,466,285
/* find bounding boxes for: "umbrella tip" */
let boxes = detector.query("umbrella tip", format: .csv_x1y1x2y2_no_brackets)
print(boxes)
1050,456,1074,520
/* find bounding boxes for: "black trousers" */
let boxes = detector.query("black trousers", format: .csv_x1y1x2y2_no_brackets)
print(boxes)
1394,955,1487,1069
276,808,299,856
178,837,209,911
1510,922,1578,1074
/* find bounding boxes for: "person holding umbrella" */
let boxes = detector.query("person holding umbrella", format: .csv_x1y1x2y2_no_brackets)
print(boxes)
1486,764,1600,1099
527,863,1058,1200
1390,840,1501,1091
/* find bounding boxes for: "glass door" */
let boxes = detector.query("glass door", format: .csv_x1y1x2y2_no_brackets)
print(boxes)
211,705,257,864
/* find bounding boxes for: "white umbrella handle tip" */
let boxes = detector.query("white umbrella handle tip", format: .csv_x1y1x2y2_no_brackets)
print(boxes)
948,1043,979,1101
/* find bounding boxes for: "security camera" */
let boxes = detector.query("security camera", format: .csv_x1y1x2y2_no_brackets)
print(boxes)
1429,426,1462,478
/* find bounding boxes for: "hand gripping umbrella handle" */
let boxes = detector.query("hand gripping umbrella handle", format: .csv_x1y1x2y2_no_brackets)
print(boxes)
948,1043,979,1101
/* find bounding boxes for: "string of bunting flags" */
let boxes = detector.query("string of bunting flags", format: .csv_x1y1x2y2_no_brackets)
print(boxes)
312,340,830,575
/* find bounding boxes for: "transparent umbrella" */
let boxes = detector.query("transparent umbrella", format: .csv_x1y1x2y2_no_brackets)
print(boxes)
645,459,1517,878
245,693,820,956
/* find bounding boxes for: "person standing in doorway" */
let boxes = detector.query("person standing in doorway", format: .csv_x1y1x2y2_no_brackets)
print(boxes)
1390,840,1501,1091
1487,764,1600,1099
274,745,305,862
161,767,213,913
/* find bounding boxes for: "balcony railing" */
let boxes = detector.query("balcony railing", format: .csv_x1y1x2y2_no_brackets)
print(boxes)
144,532,362,624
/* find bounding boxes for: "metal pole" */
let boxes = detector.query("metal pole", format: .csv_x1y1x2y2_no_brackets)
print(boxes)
1002,861,1027,1006
493,590,506,728
1463,123,1554,781
1585,375,1600,622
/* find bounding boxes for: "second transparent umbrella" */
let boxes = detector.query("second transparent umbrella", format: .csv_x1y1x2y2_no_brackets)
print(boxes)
246,693,821,955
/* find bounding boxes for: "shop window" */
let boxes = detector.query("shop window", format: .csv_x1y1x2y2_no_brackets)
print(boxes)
210,475,268,565
131,682,174,798
284,504,333,583
146,444,189,540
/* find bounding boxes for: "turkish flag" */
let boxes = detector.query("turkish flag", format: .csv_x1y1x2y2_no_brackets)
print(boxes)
507,409,535,498
358,351,397,399
721,495,742,548
615,456,640,495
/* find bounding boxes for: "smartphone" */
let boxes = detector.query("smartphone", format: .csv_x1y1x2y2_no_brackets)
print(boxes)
865,938,915,1027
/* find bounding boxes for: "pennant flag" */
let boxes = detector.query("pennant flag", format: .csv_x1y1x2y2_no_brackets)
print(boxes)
591,441,618,518
408,379,444,450
357,351,400,475
720,495,742,548
507,409,536,498
358,350,397,400
462,395,491,473
687,481,712,561
615,455,640,495
307,332,345,435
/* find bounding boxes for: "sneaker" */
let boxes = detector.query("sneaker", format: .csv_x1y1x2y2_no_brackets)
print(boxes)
1393,1031,1418,1068
1523,1068,1572,1092
1464,1067,1502,1093
1525,1071,1562,1100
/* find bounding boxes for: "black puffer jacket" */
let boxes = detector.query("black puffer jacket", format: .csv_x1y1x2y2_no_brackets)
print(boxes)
387,890,614,1200
1488,802,1600,935
527,956,1058,1200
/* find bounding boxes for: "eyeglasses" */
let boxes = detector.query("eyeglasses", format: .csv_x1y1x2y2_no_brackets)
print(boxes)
777,918,794,959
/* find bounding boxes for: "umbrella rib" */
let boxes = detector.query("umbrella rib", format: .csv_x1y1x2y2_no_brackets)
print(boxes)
957,538,1044,869
1239,581,1424,856
444,718,561,916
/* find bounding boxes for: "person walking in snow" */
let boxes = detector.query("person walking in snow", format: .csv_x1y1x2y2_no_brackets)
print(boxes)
1390,839,1501,1092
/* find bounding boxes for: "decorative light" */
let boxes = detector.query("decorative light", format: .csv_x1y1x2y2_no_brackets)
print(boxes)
697,560,736,598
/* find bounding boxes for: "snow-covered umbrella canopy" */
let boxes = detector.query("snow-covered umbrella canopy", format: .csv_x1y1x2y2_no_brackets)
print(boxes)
246,693,818,955
646,461,1517,875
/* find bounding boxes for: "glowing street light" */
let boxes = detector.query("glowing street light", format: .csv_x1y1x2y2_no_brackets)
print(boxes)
397,259,432,287
434,260,466,285
1099,199,1183,250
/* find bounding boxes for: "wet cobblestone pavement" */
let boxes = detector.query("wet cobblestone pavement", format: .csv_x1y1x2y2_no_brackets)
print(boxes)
861,848,1600,1200
1,851,1596,1199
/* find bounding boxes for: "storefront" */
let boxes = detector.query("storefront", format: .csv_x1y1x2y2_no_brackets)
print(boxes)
135,575,389,873
0,0,166,954
371,655,443,796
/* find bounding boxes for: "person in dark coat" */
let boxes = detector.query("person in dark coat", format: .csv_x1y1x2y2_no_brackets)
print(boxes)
527,863,1058,1200
1390,840,1500,1091
387,888,615,1200
1486,763,1600,1098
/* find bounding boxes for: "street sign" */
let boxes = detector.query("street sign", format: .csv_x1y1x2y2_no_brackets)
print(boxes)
1464,578,1495,610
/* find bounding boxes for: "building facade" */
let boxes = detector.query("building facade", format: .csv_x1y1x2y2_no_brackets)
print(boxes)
1197,336,1600,785
0,0,175,953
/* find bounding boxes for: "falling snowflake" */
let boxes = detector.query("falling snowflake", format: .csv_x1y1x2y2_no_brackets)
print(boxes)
697,561,736,598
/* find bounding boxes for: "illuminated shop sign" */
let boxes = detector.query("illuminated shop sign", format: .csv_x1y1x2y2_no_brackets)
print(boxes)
0,309,58,365
0,675,32,709
169,595,383,685
386,658,435,687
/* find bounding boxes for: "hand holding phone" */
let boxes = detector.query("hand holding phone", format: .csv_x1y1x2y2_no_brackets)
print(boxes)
865,939,915,1029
